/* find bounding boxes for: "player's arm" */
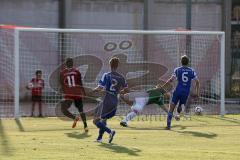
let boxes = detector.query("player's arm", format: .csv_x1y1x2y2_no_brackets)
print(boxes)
93,85,105,93
163,92,171,99
119,86,132,105
119,78,131,103
157,75,175,89
161,104,169,113
88,85,105,98
192,70,200,97
120,87,129,95
157,68,177,89
120,78,129,95
92,73,107,93
26,78,33,90
120,93,134,106
193,78,200,97
118,77,132,105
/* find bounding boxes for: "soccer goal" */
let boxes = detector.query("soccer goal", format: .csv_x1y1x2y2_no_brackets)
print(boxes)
0,26,225,118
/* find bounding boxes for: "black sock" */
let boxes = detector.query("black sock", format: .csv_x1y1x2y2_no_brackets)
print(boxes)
80,113,87,128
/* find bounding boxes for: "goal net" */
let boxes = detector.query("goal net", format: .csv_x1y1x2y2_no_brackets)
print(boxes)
0,26,225,118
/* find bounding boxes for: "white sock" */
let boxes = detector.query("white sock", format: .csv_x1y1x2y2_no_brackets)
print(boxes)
122,111,137,123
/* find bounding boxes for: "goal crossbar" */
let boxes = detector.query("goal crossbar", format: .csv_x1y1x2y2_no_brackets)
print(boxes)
15,27,225,35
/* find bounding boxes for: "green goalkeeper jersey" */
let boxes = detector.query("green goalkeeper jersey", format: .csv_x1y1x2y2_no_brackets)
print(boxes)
146,88,165,106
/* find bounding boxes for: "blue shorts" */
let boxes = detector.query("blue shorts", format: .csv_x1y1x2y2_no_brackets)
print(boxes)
171,90,189,106
94,98,117,120
101,109,117,119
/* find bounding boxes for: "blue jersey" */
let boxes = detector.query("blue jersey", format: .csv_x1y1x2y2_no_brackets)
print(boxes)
173,66,197,94
98,71,127,103
170,66,197,106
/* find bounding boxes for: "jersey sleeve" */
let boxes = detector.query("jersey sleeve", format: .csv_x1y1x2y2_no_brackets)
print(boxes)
172,68,178,78
98,73,107,87
192,69,197,79
123,79,128,88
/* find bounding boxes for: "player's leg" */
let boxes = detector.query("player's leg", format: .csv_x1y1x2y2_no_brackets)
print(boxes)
166,91,178,129
120,96,148,127
31,101,35,117
38,96,43,117
120,110,137,127
103,108,117,143
174,103,182,121
93,118,107,142
74,98,88,131
93,102,116,143
61,99,75,119
93,104,105,142
175,93,189,121
185,93,198,116
94,117,116,143
178,94,189,115
93,117,115,143
104,110,117,143
120,92,137,127
177,104,182,114
185,97,192,116
38,101,43,117
93,102,110,142
166,103,176,129
31,96,36,117
159,104,169,113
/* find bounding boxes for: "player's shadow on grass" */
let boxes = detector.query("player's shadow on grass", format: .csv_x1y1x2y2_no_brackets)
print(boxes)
65,131,91,139
206,116,240,125
191,116,211,124
170,125,187,130
0,119,13,156
126,125,187,131
126,126,164,131
176,130,217,139
99,143,141,156
27,128,75,132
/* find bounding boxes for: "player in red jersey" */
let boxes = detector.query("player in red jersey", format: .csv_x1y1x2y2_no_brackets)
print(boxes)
60,58,88,132
27,70,44,117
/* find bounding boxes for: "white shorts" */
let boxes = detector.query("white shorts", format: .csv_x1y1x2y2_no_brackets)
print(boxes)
129,91,149,113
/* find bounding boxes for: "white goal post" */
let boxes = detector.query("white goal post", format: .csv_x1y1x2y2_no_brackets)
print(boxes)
0,27,225,118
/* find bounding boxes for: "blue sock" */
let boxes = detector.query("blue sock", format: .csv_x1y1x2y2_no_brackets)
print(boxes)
167,112,173,128
96,121,111,134
97,121,106,140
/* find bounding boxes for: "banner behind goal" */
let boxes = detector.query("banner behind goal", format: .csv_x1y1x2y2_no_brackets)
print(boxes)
0,27,225,118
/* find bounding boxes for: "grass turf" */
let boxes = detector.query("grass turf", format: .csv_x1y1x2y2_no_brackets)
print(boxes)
0,115,240,160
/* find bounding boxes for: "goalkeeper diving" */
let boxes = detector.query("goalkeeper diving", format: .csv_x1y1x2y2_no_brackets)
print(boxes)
120,85,172,127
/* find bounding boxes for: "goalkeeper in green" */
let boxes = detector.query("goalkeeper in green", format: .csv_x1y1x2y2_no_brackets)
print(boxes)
120,86,169,127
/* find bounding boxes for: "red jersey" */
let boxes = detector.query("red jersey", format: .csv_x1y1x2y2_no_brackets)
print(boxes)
31,78,44,96
60,68,85,100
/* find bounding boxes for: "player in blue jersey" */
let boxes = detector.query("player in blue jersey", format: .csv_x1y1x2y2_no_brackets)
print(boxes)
92,57,128,143
162,55,200,130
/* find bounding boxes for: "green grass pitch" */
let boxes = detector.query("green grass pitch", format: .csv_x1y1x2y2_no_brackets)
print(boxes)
0,115,240,160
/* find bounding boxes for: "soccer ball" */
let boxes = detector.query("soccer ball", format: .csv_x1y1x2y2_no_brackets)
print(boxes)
194,106,203,115
27,82,34,89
